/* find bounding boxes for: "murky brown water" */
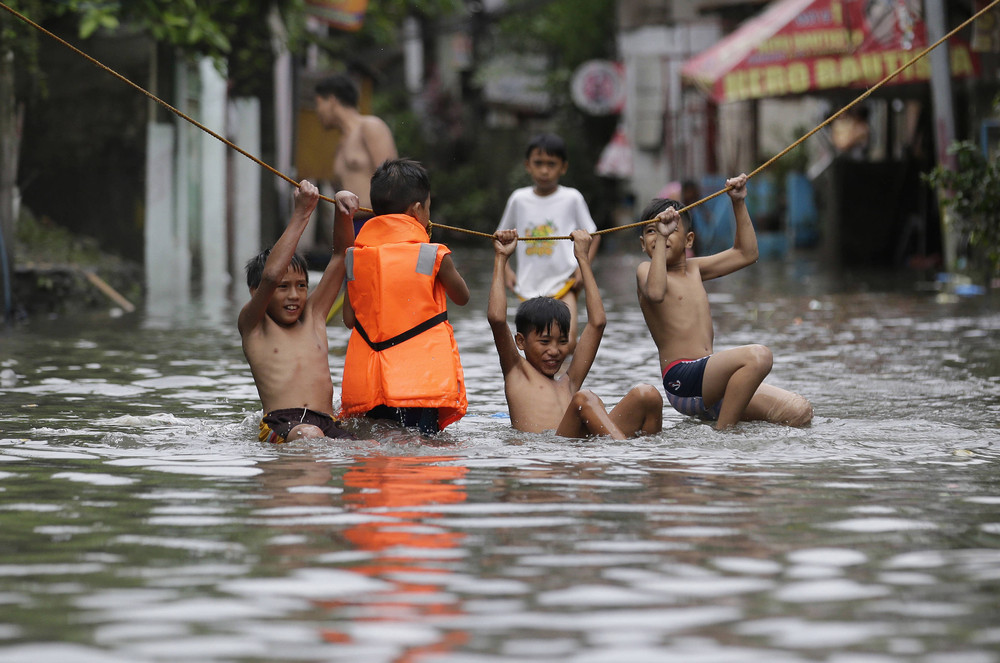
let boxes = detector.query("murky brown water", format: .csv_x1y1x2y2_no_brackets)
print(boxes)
1,248,997,662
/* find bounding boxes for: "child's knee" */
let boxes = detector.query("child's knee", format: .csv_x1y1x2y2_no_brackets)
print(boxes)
631,383,662,409
288,423,325,441
747,344,773,374
571,389,602,412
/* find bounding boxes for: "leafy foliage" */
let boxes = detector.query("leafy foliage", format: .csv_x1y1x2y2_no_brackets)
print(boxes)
495,0,616,69
923,140,1000,275
3,0,308,91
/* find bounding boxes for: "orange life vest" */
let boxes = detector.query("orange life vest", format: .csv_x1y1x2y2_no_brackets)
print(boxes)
339,214,467,429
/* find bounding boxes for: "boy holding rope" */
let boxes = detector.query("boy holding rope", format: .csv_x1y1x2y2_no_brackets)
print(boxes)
240,181,359,443
636,173,813,430
339,158,470,435
489,228,662,439
496,133,599,354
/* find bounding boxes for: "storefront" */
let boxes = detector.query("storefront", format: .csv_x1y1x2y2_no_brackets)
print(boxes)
680,0,982,267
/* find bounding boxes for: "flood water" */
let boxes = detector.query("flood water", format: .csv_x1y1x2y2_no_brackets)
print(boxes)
1,246,998,663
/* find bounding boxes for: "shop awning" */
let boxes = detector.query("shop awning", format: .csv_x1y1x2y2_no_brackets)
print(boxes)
681,0,979,104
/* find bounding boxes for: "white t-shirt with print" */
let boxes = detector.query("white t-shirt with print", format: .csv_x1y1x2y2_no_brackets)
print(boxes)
495,185,597,299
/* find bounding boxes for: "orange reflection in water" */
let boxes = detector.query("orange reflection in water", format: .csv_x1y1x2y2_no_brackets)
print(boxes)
318,455,469,659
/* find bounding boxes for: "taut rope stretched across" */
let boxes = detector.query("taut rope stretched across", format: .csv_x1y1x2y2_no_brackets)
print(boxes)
0,1,367,211
439,0,1000,240
3,0,998,240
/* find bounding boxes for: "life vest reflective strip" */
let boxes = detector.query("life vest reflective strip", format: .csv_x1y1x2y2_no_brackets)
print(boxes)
339,214,467,428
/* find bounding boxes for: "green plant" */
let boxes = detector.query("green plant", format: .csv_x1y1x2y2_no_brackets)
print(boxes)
923,140,1000,277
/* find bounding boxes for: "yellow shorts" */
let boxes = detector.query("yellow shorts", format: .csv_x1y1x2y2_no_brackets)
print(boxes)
258,408,353,444
518,278,575,301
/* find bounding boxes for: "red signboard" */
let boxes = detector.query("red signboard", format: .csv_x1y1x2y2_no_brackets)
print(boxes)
682,0,980,103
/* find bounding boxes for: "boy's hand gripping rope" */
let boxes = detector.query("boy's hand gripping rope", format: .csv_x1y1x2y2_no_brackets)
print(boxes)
3,0,997,240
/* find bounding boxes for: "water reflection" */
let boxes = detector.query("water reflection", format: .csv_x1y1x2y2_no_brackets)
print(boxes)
0,251,997,661
252,452,470,661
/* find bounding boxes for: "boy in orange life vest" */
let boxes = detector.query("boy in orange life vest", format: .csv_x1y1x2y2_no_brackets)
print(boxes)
489,228,663,439
339,158,471,434
239,180,359,444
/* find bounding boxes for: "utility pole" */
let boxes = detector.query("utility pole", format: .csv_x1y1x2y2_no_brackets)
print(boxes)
925,0,958,270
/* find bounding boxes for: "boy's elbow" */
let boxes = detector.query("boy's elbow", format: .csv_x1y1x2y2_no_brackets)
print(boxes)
641,288,665,305
258,270,279,288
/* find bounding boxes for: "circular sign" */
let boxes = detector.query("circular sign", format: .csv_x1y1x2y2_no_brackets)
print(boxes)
571,60,625,116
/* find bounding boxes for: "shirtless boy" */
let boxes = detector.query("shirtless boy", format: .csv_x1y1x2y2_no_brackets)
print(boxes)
636,173,813,430
489,229,662,440
314,73,397,227
239,180,359,443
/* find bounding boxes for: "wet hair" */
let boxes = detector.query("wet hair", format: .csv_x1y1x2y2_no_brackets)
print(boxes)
245,249,309,289
315,73,359,108
637,198,691,235
515,297,570,338
525,133,568,162
370,158,431,215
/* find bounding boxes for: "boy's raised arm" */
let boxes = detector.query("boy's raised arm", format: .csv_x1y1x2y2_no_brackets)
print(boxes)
309,190,359,318
238,180,319,336
565,230,605,391
636,209,678,304
488,230,522,377
697,173,759,281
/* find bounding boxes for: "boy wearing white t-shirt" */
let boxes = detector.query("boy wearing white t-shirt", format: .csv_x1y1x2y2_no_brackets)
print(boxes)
496,133,600,353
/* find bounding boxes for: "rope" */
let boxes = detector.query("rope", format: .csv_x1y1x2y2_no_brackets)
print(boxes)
444,0,1000,241
4,0,997,240
0,0,374,212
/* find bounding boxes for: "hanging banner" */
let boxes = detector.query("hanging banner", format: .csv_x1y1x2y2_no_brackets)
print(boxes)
682,0,980,104
305,0,370,32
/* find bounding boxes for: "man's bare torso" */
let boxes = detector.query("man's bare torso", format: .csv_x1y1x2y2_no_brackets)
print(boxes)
333,117,384,209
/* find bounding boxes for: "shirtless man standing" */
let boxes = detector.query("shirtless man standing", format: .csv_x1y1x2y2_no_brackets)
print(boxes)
315,73,398,229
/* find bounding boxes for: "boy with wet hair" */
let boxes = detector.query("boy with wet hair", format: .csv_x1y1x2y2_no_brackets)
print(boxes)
495,132,600,353
239,180,360,443
636,173,813,430
340,158,470,435
489,228,662,439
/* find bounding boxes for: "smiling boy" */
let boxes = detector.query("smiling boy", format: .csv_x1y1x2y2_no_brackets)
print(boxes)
489,228,662,439
239,180,359,443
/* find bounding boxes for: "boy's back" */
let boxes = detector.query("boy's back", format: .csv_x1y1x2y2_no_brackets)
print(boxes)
338,158,470,433
340,213,467,428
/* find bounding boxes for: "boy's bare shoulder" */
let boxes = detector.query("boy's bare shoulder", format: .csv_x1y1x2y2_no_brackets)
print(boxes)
503,357,572,397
